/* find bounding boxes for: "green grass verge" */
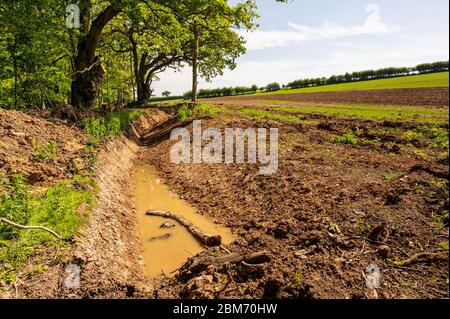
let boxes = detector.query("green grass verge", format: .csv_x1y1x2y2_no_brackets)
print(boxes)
0,174,96,285
252,72,449,96
84,110,143,146
269,104,449,125
177,104,224,121
241,108,301,123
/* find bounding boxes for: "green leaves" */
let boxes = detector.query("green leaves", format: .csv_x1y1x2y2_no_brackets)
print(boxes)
0,0,260,109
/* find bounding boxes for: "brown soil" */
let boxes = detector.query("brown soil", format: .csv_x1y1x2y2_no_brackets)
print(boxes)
0,108,90,185
211,88,449,108
1,105,448,300
140,115,449,299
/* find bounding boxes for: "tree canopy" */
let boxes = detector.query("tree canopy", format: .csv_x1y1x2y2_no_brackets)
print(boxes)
0,0,263,109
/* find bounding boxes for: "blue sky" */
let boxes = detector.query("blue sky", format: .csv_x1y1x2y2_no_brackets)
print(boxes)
153,0,449,96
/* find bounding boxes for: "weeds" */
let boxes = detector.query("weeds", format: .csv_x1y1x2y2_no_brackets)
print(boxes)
177,106,192,121
387,259,405,266
403,130,424,142
280,132,300,150
32,141,57,162
0,174,95,286
177,104,224,121
428,127,449,150
357,220,372,235
434,210,449,229
439,241,449,251
84,110,142,146
382,171,403,181
292,270,303,285
241,108,300,123
330,130,359,145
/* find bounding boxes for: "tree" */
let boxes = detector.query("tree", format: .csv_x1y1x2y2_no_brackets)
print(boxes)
70,1,125,109
162,90,171,98
266,82,281,92
157,0,257,104
103,2,190,105
0,0,71,109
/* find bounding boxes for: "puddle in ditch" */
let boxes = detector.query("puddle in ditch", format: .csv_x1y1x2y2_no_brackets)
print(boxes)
134,165,235,278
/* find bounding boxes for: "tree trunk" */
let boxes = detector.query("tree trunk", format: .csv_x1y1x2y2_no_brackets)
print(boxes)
70,5,120,109
137,85,152,105
12,40,18,109
130,36,152,106
191,24,200,104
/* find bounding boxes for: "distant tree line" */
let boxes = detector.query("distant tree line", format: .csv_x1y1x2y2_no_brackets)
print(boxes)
286,61,449,90
183,84,260,99
179,61,448,99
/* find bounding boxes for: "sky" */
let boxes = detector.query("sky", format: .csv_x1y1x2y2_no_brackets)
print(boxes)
152,0,449,96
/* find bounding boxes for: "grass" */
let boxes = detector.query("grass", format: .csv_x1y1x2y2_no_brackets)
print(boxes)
84,110,143,146
280,132,300,150
177,103,224,121
382,171,404,181
32,141,57,162
252,72,449,96
267,103,449,125
241,108,301,123
239,103,446,126
330,131,359,145
292,270,303,285
0,174,96,286
403,130,424,142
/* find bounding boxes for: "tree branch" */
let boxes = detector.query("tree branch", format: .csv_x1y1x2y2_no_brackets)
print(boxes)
0,217,64,240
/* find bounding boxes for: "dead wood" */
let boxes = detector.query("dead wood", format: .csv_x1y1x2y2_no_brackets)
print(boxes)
146,210,222,247
0,217,63,240
403,251,448,266
181,251,271,276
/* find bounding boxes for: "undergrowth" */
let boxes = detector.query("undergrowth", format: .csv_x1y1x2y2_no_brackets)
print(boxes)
32,141,57,162
177,104,224,121
330,130,359,145
83,110,143,146
0,174,96,286
241,108,300,123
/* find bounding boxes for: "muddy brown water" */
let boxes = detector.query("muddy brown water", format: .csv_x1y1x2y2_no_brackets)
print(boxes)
134,165,234,278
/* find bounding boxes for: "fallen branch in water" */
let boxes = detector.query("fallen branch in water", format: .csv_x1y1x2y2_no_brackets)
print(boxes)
0,217,63,240
146,211,222,247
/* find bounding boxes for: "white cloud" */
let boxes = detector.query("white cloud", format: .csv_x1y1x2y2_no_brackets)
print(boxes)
241,4,401,50
152,32,448,96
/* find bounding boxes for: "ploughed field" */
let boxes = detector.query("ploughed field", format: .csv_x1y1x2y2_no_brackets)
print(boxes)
210,87,449,108
144,92,449,299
